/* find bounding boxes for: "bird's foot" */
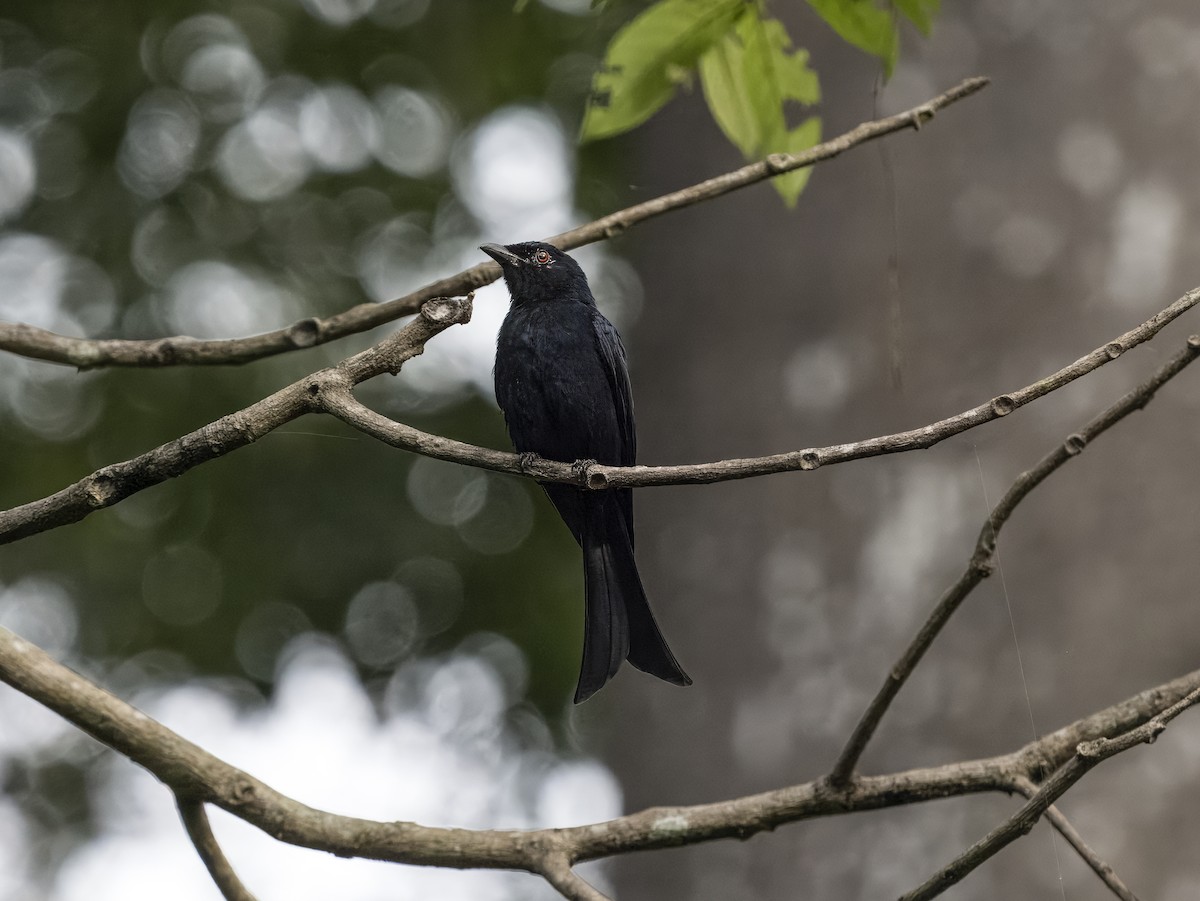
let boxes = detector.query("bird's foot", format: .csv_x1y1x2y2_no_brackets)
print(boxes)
572,458,598,483
517,452,541,473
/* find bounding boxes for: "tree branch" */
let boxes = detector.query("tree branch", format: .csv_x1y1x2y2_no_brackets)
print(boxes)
0,296,473,546
828,334,1200,785
3,280,1197,548
1008,775,1139,901
900,688,1200,901
0,44,1186,897
318,290,1200,491
1,621,1198,878
177,798,259,901
0,77,988,370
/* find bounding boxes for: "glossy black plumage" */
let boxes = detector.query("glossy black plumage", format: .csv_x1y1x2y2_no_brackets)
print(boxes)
484,241,691,703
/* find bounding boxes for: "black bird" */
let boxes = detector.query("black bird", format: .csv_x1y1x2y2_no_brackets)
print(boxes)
483,241,691,703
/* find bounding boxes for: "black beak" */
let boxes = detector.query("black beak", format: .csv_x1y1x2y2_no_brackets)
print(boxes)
480,243,522,267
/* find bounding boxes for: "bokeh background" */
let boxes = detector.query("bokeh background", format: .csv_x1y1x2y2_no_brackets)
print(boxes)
2,1,1200,899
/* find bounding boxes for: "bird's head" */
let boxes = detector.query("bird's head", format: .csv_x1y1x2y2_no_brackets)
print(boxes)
480,241,591,304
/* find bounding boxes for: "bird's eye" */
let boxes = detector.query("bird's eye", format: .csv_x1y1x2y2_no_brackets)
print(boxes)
534,249,551,264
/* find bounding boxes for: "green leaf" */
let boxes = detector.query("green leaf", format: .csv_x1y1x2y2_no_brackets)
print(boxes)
772,117,821,206
699,12,820,157
806,0,899,75
893,0,940,35
699,10,822,205
697,25,761,157
581,0,747,142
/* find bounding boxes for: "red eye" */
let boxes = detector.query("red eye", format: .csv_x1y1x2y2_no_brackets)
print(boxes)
534,249,551,264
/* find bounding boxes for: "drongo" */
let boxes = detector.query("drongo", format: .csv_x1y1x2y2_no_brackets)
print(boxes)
484,241,691,703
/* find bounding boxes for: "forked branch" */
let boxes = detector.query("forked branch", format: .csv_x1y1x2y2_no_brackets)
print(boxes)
901,688,1200,901
0,622,1197,898
1008,776,1139,901
3,286,1198,548
829,334,1200,785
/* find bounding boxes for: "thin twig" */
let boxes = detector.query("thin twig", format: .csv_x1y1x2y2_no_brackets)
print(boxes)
177,797,259,901
1,621,1197,873
0,78,988,370
1009,775,1139,901
827,335,1200,785
538,854,613,901
900,687,1200,901
319,289,1200,491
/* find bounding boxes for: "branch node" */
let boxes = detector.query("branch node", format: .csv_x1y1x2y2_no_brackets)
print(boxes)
1064,433,1087,456
420,294,473,326
799,450,821,470
305,371,352,406
817,773,858,805
586,468,609,490
287,318,322,348
765,153,790,173
1076,738,1105,759
157,339,181,364
84,473,117,508
1105,341,1125,359
991,395,1016,416
909,106,934,130
231,777,258,805
535,847,612,901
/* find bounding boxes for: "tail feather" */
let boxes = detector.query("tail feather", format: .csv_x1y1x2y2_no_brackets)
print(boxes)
577,529,631,703
622,582,691,685
574,493,690,703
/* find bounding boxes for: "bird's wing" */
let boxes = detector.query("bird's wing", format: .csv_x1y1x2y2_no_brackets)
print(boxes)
592,313,636,466
593,312,637,550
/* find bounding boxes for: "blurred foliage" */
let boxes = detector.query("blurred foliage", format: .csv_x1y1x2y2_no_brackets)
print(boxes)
1,0,621,700
0,0,639,872
581,0,938,203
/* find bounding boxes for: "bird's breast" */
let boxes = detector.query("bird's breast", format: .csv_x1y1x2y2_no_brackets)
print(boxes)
494,303,622,465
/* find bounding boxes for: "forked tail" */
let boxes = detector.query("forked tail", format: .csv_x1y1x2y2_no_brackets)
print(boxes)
575,493,691,703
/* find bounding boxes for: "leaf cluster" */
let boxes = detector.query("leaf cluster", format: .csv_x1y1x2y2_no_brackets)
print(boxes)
581,0,940,205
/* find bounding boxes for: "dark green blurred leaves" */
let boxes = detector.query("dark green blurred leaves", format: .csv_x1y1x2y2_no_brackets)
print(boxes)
0,0,613,720
0,2,638,886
